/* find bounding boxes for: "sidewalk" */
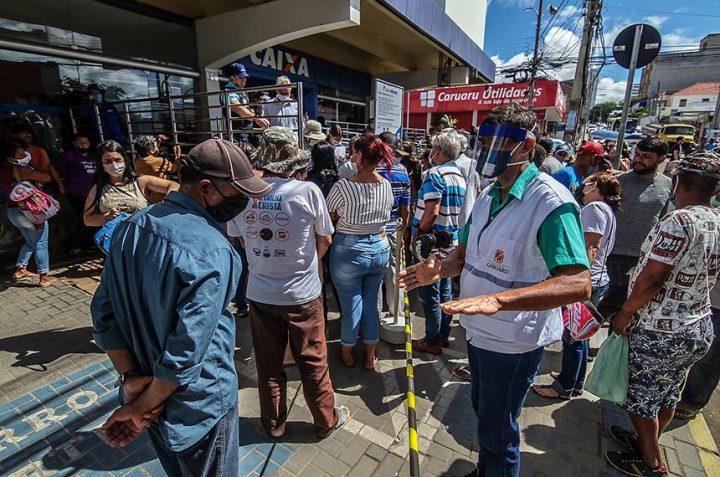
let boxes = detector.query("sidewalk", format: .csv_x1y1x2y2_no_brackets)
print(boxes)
0,260,717,476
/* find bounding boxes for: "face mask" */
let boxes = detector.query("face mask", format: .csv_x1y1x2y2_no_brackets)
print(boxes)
206,182,249,223
586,165,598,176
479,142,525,178
103,162,126,176
14,151,31,166
670,176,679,205
77,146,90,154
429,150,438,166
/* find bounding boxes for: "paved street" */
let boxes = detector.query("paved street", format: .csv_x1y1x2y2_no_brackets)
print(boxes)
0,260,718,476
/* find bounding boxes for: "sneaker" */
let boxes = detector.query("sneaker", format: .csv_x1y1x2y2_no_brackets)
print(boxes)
609,425,641,454
412,338,442,355
605,451,668,476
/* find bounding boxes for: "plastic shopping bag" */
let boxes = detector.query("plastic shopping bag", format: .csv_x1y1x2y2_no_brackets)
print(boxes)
584,333,629,405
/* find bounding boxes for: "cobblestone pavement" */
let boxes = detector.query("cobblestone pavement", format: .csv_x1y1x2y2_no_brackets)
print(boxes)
0,260,717,476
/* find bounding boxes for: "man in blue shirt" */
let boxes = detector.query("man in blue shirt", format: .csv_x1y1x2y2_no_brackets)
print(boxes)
91,138,270,476
378,132,412,318
411,128,467,354
221,63,269,130
552,141,604,194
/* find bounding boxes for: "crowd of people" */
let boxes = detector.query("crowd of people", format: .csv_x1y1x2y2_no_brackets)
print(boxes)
2,68,719,477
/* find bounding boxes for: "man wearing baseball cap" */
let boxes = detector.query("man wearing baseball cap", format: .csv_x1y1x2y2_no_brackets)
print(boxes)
607,151,720,476
552,141,605,194
91,138,270,476
227,127,349,439
222,62,269,129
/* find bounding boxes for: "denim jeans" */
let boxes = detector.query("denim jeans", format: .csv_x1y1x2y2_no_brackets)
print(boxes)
554,284,609,396
7,207,50,273
330,233,390,346
419,277,453,345
147,405,239,477
468,342,544,477
681,307,720,410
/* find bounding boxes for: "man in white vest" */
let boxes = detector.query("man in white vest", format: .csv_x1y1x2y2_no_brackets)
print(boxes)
399,103,591,477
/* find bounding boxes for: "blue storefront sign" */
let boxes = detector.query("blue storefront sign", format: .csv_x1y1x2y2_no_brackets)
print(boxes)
236,46,371,120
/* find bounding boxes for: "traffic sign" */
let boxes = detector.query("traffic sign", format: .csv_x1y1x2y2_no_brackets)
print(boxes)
613,23,661,69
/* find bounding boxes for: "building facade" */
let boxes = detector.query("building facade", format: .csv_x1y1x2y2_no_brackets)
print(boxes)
638,34,720,100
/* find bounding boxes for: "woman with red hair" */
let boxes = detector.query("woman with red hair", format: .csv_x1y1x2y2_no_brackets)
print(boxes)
326,133,394,370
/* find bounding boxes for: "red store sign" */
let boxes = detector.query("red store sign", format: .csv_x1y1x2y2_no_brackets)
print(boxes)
405,80,566,118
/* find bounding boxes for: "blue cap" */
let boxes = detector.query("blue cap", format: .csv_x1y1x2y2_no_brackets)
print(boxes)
225,63,249,78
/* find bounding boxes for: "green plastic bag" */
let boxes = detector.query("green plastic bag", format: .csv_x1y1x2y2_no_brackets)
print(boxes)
585,333,629,405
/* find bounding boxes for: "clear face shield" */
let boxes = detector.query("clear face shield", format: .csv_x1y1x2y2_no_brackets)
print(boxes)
474,124,536,178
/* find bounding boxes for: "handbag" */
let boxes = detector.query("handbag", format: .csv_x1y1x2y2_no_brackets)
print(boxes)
94,212,129,255
9,181,60,224
562,300,605,342
584,333,629,404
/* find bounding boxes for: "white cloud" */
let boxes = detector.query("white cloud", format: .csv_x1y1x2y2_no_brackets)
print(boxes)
643,16,669,29
596,77,628,103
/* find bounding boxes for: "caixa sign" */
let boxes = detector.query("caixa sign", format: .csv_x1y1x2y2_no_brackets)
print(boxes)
250,47,310,77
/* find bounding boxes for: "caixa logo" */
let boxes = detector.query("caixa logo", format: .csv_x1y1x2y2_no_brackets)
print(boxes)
250,47,310,77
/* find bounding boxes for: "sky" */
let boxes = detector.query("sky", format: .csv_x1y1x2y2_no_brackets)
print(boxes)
484,0,720,104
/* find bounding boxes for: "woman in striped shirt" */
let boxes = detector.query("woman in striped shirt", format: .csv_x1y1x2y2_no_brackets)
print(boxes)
327,134,394,370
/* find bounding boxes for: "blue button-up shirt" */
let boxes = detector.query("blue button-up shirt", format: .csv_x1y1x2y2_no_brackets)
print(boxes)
91,191,241,451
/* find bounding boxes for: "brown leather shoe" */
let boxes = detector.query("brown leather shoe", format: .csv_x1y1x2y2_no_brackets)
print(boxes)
412,338,442,355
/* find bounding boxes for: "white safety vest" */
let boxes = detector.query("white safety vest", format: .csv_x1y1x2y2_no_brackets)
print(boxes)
459,173,580,354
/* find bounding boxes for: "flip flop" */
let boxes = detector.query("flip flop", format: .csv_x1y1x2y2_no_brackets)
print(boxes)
609,425,642,454
531,384,571,400
673,407,699,420
549,371,584,396
364,354,378,371
318,405,350,439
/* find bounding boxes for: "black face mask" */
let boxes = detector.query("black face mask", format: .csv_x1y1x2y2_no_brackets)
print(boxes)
206,182,249,223
77,147,90,154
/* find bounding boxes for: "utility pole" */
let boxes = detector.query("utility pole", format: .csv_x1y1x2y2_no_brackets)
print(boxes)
564,0,601,144
527,0,545,106
713,84,720,129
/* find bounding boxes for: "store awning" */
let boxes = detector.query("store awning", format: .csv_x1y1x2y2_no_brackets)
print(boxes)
133,0,494,80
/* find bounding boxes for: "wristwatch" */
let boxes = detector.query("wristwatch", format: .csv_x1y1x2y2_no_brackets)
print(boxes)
115,368,144,388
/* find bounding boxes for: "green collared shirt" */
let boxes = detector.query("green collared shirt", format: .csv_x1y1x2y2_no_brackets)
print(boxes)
458,164,589,274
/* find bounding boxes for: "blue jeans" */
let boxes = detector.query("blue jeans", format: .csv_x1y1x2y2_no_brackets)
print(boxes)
681,307,720,410
468,342,544,477
330,233,390,346
553,284,609,396
7,207,50,274
148,405,239,477
419,277,453,345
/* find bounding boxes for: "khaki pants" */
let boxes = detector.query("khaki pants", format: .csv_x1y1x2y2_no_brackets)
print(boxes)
249,297,337,436
379,232,404,317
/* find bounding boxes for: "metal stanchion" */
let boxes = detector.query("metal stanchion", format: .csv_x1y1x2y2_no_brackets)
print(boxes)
380,218,407,344
402,242,421,476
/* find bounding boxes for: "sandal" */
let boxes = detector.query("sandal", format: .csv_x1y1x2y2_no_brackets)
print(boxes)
609,425,642,454
531,384,571,400
39,275,58,288
549,371,584,396
673,407,699,420
318,405,350,439
364,354,378,371
12,268,37,282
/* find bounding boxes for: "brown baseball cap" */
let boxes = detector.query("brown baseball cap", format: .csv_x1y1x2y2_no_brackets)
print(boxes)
186,138,271,198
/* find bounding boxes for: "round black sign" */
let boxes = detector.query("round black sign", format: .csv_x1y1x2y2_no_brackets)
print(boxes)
613,23,661,69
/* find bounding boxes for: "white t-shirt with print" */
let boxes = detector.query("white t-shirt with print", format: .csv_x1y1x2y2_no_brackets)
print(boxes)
227,177,334,306
581,201,616,288
630,205,720,333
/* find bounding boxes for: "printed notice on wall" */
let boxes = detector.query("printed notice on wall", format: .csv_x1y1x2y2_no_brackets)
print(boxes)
374,79,404,135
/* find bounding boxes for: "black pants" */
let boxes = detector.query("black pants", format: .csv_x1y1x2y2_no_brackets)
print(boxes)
66,194,96,250
597,253,639,319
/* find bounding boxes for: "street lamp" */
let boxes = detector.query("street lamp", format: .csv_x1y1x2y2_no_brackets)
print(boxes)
525,2,558,106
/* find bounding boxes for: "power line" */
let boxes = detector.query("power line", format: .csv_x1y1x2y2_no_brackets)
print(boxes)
602,4,720,18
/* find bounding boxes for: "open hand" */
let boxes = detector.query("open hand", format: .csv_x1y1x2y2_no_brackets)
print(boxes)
255,118,270,128
441,295,501,316
102,402,148,447
397,256,441,291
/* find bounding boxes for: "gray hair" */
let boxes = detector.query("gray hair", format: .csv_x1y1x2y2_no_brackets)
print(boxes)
432,129,463,161
276,75,291,85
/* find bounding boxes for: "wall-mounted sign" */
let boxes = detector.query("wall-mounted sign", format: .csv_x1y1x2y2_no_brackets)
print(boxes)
249,47,310,77
374,79,404,135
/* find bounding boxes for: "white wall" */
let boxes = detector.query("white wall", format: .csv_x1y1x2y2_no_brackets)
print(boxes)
670,94,718,113
443,0,488,49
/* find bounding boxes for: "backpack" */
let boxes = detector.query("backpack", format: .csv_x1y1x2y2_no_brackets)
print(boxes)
9,181,60,224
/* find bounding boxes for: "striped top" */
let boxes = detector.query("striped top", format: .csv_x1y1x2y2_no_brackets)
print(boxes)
326,178,394,235
411,162,467,242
